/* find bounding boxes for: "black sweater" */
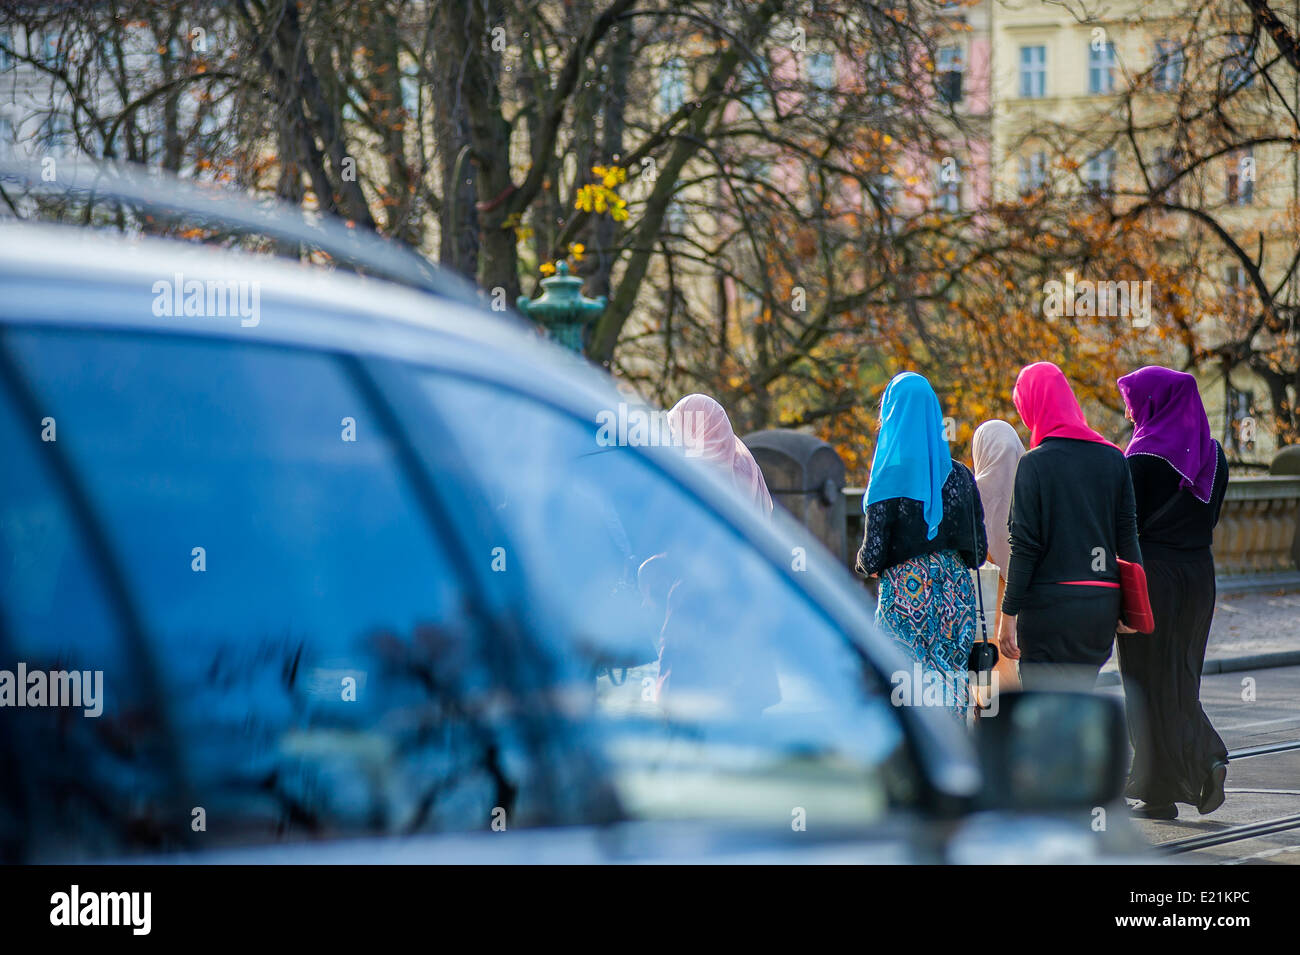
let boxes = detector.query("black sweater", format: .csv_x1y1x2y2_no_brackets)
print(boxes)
1002,438,1142,615
856,461,988,577
1128,442,1229,562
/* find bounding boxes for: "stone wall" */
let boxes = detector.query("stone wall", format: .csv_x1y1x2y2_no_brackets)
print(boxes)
842,477,1300,578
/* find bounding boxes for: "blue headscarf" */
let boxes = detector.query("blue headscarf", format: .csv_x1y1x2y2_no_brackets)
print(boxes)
864,372,953,539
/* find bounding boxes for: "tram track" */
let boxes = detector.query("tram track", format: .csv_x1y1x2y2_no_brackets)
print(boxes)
1156,737,1300,856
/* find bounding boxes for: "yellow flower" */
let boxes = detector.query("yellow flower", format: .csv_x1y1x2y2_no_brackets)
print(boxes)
569,242,586,261
540,262,557,276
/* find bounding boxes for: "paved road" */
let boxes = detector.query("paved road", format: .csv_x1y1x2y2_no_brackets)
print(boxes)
1099,663,1300,865
1204,589,1300,660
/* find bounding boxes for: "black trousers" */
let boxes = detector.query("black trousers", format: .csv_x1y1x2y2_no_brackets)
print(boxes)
1116,554,1227,806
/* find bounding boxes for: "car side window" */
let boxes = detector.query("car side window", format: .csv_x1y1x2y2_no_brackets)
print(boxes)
0,364,173,863
416,373,920,826
0,327,567,860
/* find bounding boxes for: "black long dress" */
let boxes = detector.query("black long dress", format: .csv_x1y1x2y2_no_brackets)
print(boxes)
1117,442,1229,807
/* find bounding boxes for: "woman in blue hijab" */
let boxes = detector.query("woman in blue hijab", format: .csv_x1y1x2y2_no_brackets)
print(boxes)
856,372,988,719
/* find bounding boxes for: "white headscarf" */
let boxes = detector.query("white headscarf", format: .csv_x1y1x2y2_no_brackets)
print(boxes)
667,394,774,516
972,419,1025,574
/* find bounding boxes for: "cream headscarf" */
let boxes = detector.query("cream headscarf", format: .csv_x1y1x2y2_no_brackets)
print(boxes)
667,394,774,516
972,419,1025,574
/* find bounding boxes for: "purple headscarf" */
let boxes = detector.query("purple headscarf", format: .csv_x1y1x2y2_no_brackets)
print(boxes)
1117,366,1218,503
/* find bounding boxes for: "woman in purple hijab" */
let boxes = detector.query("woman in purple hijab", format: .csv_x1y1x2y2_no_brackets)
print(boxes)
1115,366,1229,820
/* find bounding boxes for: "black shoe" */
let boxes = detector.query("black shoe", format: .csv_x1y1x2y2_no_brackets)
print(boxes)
1130,801,1178,820
1199,760,1228,815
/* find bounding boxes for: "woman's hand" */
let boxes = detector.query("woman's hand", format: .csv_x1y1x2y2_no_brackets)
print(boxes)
997,612,1020,660
1116,621,1137,634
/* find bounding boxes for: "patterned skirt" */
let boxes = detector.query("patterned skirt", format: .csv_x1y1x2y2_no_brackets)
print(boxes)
876,549,976,719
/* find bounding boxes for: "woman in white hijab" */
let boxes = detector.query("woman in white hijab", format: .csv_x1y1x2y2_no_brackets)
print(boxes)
667,394,774,516
972,419,1026,692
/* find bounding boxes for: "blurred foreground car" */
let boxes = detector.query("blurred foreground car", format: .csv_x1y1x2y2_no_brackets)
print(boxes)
0,175,1145,864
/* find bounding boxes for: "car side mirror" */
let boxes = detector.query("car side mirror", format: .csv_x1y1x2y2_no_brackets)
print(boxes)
974,691,1128,811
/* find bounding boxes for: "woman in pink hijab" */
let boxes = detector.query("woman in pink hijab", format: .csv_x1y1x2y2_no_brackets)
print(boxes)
667,394,774,516
653,394,780,715
1002,362,1142,691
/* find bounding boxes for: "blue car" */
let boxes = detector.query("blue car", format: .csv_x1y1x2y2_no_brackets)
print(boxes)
0,184,1140,864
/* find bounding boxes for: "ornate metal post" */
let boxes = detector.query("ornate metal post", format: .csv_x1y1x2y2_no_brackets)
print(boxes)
516,261,607,354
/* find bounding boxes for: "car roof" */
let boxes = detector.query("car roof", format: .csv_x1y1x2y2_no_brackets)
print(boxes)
0,219,633,414
0,219,980,799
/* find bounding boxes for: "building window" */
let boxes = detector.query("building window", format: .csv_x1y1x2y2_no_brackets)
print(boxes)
1154,145,1182,201
1153,39,1184,92
739,59,770,114
1228,387,1257,453
1018,151,1047,196
937,46,963,103
400,63,420,115
1226,149,1255,205
1084,148,1115,197
1088,41,1116,94
871,171,898,231
660,57,686,114
665,198,688,233
1225,34,1254,91
1224,265,1250,317
1019,45,1046,98
868,49,900,107
199,109,220,138
0,30,12,71
43,32,60,66
808,51,835,95
43,115,72,158
935,160,961,212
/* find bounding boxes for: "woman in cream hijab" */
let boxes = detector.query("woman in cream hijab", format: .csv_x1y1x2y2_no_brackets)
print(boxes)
972,419,1025,692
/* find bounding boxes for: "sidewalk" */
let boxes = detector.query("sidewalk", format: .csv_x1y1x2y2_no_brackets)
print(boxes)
1099,585,1300,679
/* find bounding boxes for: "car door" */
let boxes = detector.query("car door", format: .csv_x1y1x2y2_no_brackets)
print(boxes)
0,323,608,861
401,368,934,858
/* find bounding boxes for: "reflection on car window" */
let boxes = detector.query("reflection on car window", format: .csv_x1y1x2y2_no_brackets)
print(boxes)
419,374,919,827
0,328,565,860
0,370,173,863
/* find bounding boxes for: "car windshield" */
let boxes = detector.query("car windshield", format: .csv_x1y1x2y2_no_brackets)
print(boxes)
415,372,919,827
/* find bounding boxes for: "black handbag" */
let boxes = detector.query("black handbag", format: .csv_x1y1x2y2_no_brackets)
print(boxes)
966,474,999,681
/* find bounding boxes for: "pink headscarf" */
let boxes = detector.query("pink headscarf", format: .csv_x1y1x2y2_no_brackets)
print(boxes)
1012,362,1117,450
667,394,774,515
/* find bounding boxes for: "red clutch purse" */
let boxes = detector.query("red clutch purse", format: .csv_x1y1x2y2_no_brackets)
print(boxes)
1117,558,1155,634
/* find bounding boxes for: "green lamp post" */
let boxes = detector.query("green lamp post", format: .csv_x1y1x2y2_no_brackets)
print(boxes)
516,260,607,354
